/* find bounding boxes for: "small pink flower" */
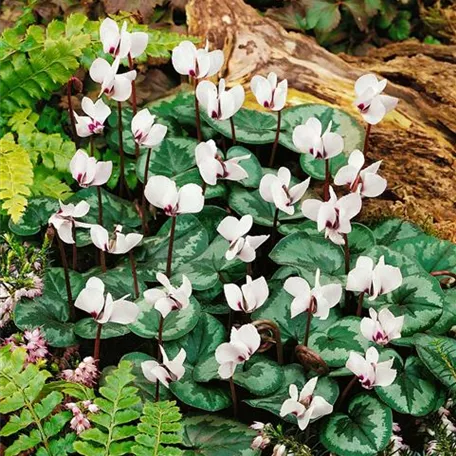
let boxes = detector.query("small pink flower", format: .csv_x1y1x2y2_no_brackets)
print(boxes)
61,356,99,387
251,435,270,450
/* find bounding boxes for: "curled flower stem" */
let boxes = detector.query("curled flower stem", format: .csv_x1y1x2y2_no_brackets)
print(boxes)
57,234,73,315
229,376,238,418
129,251,139,299
252,319,284,365
431,270,456,288
128,53,140,160
229,117,236,145
93,323,103,361
269,110,281,167
324,159,330,202
336,375,358,411
117,101,126,198
141,147,152,235
303,297,316,347
193,78,203,142
363,123,372,157
356,291,365,317
67,77,79,149
72,221,77,271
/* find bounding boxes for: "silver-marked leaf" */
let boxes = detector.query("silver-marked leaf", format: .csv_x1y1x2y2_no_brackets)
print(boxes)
371,218,423,246
375,356,442,416
321,393,392,456
195,206,227,242
74,318,130,339
14,268,83,347
429,288,456,335
129,296,201,341
308,317,371,368
180,414,259,455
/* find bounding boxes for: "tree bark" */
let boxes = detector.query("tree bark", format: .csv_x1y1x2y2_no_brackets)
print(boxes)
186,0,456,236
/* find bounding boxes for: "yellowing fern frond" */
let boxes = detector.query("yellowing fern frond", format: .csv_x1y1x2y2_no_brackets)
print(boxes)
0,134,34,222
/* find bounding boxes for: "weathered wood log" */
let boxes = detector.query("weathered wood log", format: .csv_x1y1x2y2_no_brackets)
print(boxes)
186,0,456,236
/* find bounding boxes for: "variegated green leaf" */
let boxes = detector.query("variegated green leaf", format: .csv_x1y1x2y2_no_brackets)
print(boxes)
371,218,422,246
74,318,130,339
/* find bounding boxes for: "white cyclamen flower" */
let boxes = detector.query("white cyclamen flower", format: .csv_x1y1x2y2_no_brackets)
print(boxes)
144,175,204,216
172,40,223,79
361,308,404,345
131,109,167,148
292,118,343,159
75,277,139,325
74,97,111,137
224,275,269,313
250,72,288,111
48,201,91,244
284,269,342,320
347,256,403,301
70,149,112,188
346,346,397,389
215,324,261,379
196,78,245,121
100,18,148,59
90,224,143,254
217,215,269,263
90,57,136,102
141,346,186,388
354,73,398,125
301,187,362,245
144,273,192,319
280,378,333,430
334,149,386,197
259,167,310,215
195,140,250,185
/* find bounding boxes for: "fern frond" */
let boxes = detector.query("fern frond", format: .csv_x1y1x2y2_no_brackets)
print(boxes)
132,401,183,456
0,133,34,222
31,168,73,200
73,360,141,456
0,345,72,456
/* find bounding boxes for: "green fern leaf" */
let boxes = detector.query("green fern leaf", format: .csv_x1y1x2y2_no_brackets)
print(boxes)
0,133,34,222
132,401,183,456
31,169,73,200
73,361,142,456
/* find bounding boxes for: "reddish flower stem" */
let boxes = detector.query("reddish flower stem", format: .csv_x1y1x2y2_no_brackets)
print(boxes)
100,250,107,273
336,375,358,411
356,292,365,317
193,78,203,142
57,234,73,316
141,147,152,235
155,316,164,402
129,250,139,299
343,233,350,274
229,376,238,418
324,159,330,202
229,117,236,145
93,323,103,361
303,296,316,347
72,221,77,271
166,216,177,279
363,123,372,157
67,77,79,149
268,109,281,167
117,101,126,198
90,135,94,157
271,207,279,247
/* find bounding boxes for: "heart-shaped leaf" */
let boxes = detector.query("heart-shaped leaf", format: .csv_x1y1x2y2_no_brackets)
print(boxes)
415,334,456,396
245,364,339,422
321,394,392,456
308,317,371,368
180,414,259,455
14,268,84,347
429,288,456,335
8,196,59,236
202,108,279,144
375,356,442,416
129,296,201,341
74,318,130,339
279,104,364,180
371,218,422,246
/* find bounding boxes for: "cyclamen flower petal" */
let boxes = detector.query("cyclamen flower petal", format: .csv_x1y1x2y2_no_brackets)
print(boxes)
196,78,245,121
284,269,341,320
346,346,397,389
195,140,250,185
172,40,224,79
224,275,269,313
217,215,269,263
90,224,143,254
70,149,112,188
346,255,402,300
48,200,92,244
144,175,204,216
334,149,386,197
301,187,362,245
360,307,404,345
143,273,192,319
90,57,137,102
250,72,288,111
354,74,398,125
292,118,344,159
75,97,111,137
141,346,186,388
215,324,261,379
279,378,333,430
131,109,167,148
100,18,148,59
75,277,139,325
259,167,310,215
